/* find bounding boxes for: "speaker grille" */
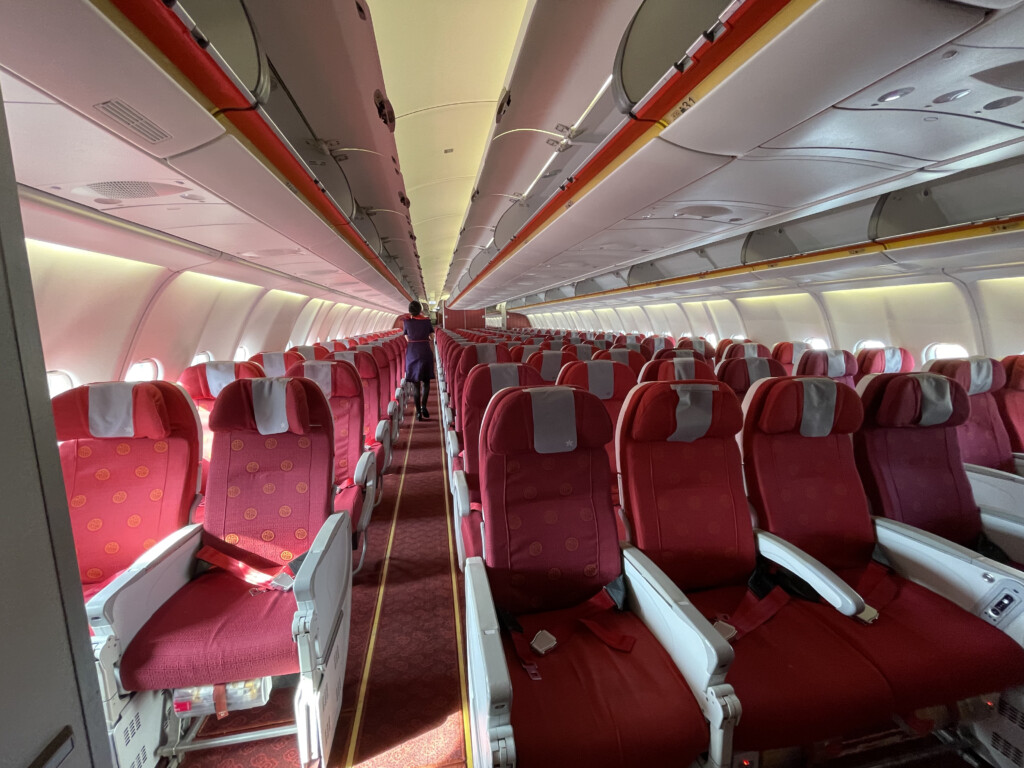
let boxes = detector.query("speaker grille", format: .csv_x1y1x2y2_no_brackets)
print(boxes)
94,99,171,144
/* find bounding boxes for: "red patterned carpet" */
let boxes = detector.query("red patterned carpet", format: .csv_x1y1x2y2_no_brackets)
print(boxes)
182,389,467,768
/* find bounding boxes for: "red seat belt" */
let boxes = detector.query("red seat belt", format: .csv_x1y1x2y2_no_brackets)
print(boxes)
716,586,791,642
197,533,293,591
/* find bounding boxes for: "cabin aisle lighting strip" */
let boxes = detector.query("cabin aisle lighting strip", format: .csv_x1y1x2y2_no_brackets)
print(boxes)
102,0,413,302
448,0,800,308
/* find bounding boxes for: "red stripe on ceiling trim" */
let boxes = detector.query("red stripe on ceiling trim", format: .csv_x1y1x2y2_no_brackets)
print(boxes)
107,0,412,302
448,0,795,309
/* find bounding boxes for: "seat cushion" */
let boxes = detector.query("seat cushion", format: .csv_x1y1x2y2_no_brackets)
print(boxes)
804,571,1024,711
504,607,706,767
335,483,364,530
688,586,895,749
120,570,298,690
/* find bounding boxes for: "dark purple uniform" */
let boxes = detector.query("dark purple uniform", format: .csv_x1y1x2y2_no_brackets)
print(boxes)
403,314,435,382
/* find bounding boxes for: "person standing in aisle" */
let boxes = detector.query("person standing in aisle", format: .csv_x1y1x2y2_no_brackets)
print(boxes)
402,300,435,420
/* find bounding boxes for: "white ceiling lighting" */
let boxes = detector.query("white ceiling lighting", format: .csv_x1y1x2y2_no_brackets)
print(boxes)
369,0,531,302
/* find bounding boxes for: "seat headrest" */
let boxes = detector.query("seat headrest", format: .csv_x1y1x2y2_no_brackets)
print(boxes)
639,358,717,383
716,357,785,391
797,349,856,378
1003,355,1024,391
210,378,317,435
330,350,375,378
862,373,969,428
934,356,1006,395
250,351,303,378
178,361,264,400
772,341,810,365
483,386,612,456
655,348,707,363
53,382,173,441
572,343,594,360
627,381,742,443
755,377,863,436
725,342,770,360
465,363,544,401
557,359,636,399
861,346,913,375
286,360,362,400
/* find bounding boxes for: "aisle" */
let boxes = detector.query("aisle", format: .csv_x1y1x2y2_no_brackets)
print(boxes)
182,388,468,768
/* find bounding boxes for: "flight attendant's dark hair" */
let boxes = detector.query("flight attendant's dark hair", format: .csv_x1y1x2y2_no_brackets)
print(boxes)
409,300,422,316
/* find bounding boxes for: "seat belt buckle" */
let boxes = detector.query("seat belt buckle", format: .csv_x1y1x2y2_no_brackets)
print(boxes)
713,620,737,642
856,604,879,625
522,661,542,681
530,630,558,656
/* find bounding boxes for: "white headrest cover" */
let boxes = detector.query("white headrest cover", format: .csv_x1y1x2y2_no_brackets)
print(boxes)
477,344,498,364
791,341,810,368
333,351,356,364
652,337,667,350
800,378,837,437
610,348,630,364
882,347,903,374
206,361,236,397
745,357,771,382
252,378,290,435
741,343,760,358
261,352,287,377
968,356,993,396
574,344,593,361
672,358,695,379
669,383,716,442
88,382,136,438
296,345,317,361
913,373,954,427
540,352,563,382
586,360,616,400
530,388,577,454
825,349,847,378
488,364,520,397
302,361,333,399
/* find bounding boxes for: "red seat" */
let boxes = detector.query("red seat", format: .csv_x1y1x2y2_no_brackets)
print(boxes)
120,378,337,690
510,343,543,363
653,347,707,363
452,343,513,430
288,344,331,361
525,349,579,382
617,381,896,749
715,338,740,361
593,347,646,377
721,342,770,361
676,336,712,359
931,357,1015,472
473,386,708,766
249,350,303,377
855,346,915,384
771,341,810,376
743,376,1024,713
569,342,595,361
855,373,983,547
286,360,375,544
795,348,857,388
638,357,718,383
640,335,675,358
332,349,391,475
357,344,399,443
178,361,264,507
453,363,545,564
53,382,201,600
715,357,786,399
996,355,1024,452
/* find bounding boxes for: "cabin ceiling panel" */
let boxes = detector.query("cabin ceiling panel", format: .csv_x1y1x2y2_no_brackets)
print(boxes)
0,1,225,159
658,0,984,157
112,202,253,230
371,0,530,300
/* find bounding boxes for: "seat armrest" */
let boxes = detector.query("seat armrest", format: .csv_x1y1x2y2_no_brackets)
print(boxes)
446,429,461,462
755,531,867,618
965,464,1024,517
452,470,470,519
464,557,513,765
874,517,1024,641
353,450,377,533
980,508,1024,565
87,524,204,652
293,512,353,682
375,419,393,469
621,545,733,692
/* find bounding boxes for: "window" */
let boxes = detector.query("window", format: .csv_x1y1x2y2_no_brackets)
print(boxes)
924,342,969,362
854,339,886,353
731,334,747,341
805,337,830,350
190,351,213,366
234,345,249,362
125,358,161,382
46,370,76,397
704,333,718,347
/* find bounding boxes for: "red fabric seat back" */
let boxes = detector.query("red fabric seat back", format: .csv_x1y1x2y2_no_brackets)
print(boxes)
796,349,857,388
332,350,383,441
53,382,201,587
480,386,619,615
638,358,718,384
453,344,513,428
931,357,1013,472
715,338,738,361
676,337,712,358
617,381,752,590
996,355,1024,452
287,360,364,483
460,364,545,502
613,334,645,348
249,351,304,378
854,373,978,546
721,342,770,361
653,348,707,363
329,339,355,351
593,348,646,377
855,346,915,384
570,343,595,361
771,341,810,376
715,357,786,398
743,377,875,573
179,362,264,491
556,360,638,472
206,378,334,564
356,345,393,416
510,343,543,363
288,344,331,361
525,350,580,383
640,336,675,358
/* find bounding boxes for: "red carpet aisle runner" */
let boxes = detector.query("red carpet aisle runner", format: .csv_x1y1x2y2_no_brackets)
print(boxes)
182,389,468,768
